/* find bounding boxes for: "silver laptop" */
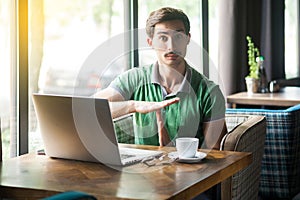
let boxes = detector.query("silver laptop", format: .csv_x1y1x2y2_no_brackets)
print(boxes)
32,93,163,166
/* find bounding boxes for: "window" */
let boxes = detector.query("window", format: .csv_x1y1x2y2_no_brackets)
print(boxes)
208,0,300,80
208,0,220,84
29,0,125,152
28,1,207,153
208,0,219,71
0,0,16,159
285,0,299,78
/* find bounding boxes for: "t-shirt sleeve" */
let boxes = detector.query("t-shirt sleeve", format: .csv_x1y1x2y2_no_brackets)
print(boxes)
108,68,139,100
202,85,226,122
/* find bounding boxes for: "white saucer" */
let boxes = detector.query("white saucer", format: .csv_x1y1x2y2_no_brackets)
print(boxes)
168,151,207,163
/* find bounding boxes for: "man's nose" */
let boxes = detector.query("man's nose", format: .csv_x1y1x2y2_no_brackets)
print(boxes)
166,38,176,51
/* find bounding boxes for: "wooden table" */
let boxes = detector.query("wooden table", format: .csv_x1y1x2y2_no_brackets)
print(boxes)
227,87,300,108
0,144,252,200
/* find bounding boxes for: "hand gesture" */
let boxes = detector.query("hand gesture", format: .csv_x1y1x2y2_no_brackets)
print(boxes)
134,97,180,114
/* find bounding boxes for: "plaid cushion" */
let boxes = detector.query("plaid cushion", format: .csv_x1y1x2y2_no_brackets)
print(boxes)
113,115,135,144
226,104,300,199
225,115,250,132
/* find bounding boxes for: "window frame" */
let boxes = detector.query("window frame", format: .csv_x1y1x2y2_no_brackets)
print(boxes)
297,0,300,77
17,0,29,156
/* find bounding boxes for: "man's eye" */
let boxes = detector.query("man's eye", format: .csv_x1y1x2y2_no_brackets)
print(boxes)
159,36,168,42
174,34,184,41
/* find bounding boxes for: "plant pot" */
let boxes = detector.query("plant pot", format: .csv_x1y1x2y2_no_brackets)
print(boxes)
245,77,259,94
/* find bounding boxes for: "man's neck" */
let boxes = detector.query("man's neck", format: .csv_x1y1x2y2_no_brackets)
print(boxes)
158,61,186,93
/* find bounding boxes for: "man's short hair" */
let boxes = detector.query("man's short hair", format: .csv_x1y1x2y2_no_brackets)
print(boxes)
146,7,190,38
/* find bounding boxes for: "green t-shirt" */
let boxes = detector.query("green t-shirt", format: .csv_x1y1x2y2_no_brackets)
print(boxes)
110,63,225,146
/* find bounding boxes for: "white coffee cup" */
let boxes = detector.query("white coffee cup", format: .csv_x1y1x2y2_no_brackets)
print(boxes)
175,137,199,158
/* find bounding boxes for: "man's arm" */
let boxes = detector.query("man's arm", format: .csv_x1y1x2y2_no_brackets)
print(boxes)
156,110,171,147
94,87,180,119
203,118,227,150
94,87,129,118
94,87,125,101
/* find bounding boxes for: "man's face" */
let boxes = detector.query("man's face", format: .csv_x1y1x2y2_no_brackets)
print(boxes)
147,20,190,67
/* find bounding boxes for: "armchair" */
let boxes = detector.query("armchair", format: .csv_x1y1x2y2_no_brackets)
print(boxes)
222,114,266,200
226,104,300,199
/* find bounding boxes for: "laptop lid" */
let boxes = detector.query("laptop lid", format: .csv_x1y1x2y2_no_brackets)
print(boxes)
33,93,126,165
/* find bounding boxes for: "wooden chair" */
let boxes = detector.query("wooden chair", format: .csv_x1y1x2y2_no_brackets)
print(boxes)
222,114,267,200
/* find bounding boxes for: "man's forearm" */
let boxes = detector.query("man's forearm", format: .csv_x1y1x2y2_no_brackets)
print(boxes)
109,101,135,119
108,98,180,119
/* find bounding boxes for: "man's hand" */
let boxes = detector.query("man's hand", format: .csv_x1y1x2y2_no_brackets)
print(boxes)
109,97,180,119
134,97,180,114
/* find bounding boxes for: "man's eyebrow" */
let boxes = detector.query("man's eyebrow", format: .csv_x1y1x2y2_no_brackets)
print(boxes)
156,31,169,35
156,29,185,35
175,29,185,32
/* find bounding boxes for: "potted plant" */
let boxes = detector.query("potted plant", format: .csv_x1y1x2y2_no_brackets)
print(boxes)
245,35,260,94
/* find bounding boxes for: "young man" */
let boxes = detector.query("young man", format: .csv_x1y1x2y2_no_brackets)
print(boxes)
95,7,227,150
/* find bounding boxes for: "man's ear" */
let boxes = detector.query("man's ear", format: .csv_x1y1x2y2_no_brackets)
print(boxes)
187,33,191,44
147,37,153,46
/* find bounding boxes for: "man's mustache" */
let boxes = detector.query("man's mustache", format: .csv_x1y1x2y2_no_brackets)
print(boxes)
164,51,182,56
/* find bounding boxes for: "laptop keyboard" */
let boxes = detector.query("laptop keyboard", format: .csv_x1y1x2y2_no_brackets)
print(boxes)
120,154,135,160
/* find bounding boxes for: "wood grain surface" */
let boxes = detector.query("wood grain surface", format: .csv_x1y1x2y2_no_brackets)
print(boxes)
0,144,252,200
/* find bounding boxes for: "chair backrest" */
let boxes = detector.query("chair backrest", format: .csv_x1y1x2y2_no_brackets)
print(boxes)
226,104,300,199
113,114,134,144
222,114,266,200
